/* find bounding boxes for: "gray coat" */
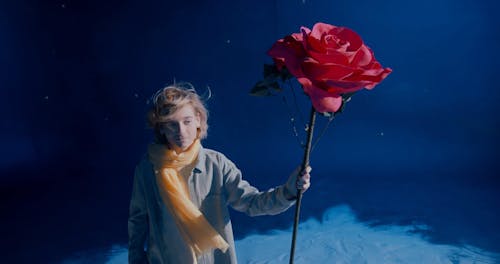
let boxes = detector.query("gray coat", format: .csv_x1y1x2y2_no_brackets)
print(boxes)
128,147,296,264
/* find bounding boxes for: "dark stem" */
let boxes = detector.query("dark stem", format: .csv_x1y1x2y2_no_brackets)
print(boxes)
289,106,316,264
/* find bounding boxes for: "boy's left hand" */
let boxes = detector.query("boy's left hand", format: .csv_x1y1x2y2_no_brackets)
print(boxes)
285,166,312,199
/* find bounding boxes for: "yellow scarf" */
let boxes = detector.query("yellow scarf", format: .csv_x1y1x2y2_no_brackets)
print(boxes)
148,139,229,260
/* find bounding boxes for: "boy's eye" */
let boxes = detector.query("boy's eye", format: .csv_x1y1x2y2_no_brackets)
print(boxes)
162,122,177,130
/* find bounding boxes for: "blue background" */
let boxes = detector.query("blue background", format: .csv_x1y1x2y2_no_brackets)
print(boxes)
1,0,499,263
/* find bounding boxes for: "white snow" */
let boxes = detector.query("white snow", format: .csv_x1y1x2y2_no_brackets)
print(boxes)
234,205,498,264
65,205,499,263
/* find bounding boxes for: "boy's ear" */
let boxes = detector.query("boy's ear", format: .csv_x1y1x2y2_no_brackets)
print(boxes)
196,112,201,127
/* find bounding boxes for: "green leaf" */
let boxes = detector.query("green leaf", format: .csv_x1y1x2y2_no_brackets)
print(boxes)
269,81,282,92
341,92,356,102
250,63,293,97
333,92,357,116
263,64,279,78
263,63,293,81
250,84,271,96
279,67,293,81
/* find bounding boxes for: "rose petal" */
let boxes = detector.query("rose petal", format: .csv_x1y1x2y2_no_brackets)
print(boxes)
302,59,354,80
335,27,363,52
324,80,371,93
310,22,337,41
343,67,392,86
302,26,324,54
350,45,373,66
323,66,391,91
297,76,313,89
272,58,285,70
361,68,393,89
309,24,353,54
267,36,306,77
291,32,304,42
303,85,343,113
307,49,349,65
307,23,335,53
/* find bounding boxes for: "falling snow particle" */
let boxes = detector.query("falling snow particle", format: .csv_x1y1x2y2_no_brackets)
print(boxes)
134,93,139,98
44,96,49,100
226,40,231,44
61,4,66,8
378,132,384,136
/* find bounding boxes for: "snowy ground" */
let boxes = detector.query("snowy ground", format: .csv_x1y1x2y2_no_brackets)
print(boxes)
64,205,499,264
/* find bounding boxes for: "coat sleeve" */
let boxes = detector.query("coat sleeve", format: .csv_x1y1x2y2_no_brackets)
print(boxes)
128,164,149,264
220,154,296,217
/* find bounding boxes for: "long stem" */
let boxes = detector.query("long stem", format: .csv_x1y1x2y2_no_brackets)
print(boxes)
289,106,316,264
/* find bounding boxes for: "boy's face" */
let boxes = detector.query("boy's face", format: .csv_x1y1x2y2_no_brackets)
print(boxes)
159,104,201,152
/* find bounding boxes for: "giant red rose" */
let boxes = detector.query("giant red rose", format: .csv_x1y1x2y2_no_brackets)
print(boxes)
268,22,392,113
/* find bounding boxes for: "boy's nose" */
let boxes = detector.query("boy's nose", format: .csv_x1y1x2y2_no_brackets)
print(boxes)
179,124,188,135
